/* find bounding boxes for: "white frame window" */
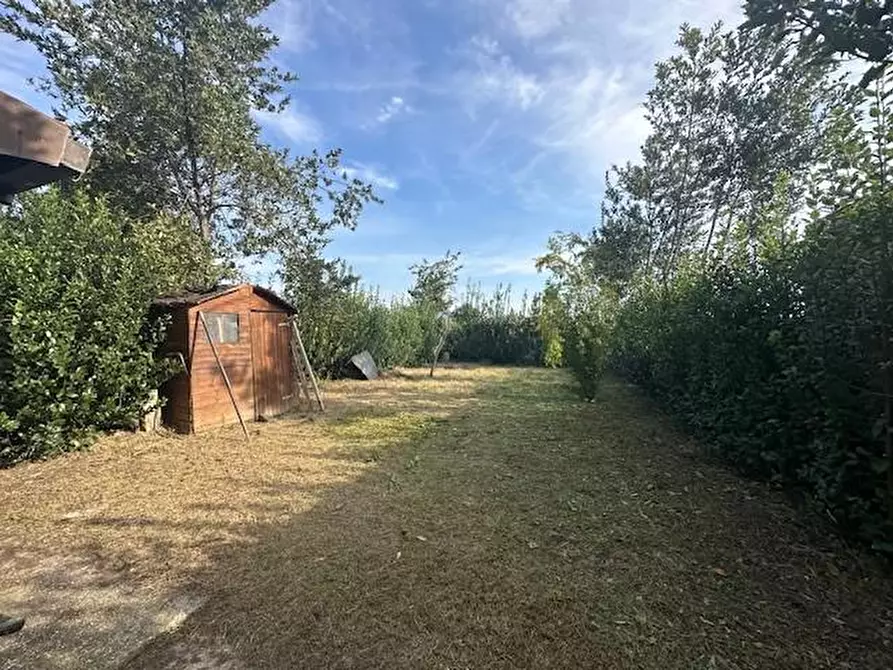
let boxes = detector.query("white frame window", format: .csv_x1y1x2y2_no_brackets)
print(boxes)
204,312,240,344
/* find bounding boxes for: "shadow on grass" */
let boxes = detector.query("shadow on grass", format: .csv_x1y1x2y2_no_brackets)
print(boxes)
124,370,893,670
121,367,611,670
0,368,515,669
2,368,892,670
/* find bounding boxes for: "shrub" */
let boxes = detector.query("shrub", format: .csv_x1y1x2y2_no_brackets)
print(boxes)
0,188,217,464
448,308,542,365
607,194,893,546
292,273,548,376
445,284,543,366
292,285,435,377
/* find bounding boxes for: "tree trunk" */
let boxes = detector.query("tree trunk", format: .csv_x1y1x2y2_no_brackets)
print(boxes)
180,18,208,241
429,329,447,378
884,354,893,521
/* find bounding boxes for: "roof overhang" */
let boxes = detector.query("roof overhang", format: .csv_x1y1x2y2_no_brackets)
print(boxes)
153,283,296,313
0,90,92,200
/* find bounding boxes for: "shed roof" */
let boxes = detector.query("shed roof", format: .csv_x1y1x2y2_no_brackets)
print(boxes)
0,90,92,199
153,283,295,312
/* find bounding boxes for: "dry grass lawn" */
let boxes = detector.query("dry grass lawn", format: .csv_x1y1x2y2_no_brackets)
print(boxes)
2,366,892,669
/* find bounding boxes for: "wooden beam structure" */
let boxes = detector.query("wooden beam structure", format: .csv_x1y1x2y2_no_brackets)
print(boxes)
0,90,92,199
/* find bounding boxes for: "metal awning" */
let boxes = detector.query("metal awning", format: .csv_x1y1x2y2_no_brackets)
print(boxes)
0,90,92,199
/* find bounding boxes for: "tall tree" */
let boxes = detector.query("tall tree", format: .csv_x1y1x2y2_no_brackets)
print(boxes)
0,0,376,259
592,23,838,289
646,24,724,279
597,24,727,286
408,251,462,315
706,26,838,262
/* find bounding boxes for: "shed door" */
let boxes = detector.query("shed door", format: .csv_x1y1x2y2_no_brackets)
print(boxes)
250,311,295,419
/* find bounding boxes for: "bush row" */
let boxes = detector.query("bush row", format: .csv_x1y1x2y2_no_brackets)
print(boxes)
295,289,547,377
0,188,218,465
569,194,893,549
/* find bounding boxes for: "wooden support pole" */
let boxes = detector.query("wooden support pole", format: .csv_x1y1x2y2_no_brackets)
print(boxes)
199,311,250,440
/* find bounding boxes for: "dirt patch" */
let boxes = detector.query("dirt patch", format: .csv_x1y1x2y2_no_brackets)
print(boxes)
2,367,893,669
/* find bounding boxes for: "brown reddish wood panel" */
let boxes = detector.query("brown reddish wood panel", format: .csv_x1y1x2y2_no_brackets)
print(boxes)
250,310,295,419
188,287,254,431
157,284,297,433
248,290,282,311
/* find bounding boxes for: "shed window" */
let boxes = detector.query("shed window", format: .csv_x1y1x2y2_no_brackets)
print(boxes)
204,313,240,343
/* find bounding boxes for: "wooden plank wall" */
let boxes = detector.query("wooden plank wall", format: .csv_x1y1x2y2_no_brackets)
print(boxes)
248,290,284,312
251,311,297,418
189,287,256,431
249,288,297,417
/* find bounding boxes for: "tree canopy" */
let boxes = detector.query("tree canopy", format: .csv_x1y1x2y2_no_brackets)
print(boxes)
0,0,377,259
408,251,463,314
744,0,893,83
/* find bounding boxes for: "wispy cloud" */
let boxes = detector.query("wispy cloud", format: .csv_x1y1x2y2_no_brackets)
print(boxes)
338,250,538,280
464,251,539,277
300,79,413,93
269,0,748,296
534,65,653,179
338,251,418,267
461,119,502,163
263,0,315,53
255,107,323,145
505,0,572,40
343,162,400,191
452,0,742,194
461,35,543,112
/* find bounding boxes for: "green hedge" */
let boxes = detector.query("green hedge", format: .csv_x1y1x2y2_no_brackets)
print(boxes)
0,188,216,464
607,194,893,549
447,308,542,365
294,284,549,376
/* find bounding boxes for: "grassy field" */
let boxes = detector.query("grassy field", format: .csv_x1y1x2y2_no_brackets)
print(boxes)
2,366,892,669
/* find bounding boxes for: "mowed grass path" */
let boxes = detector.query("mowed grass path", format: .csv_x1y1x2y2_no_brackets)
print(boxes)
125,367,892,669
3,367,892,669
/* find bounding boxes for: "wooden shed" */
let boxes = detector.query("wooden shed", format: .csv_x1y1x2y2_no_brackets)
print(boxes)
153,284,300,433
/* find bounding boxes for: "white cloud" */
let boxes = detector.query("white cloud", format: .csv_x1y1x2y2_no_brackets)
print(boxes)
255,107,323,145
617,0,742,45
454,0,742,191
464,251,539,277
463,119,501,160
375,96,413,124
263,0,315,53
343,162,400,191
339,249,538,278
535,65,653,178
338,251,418,267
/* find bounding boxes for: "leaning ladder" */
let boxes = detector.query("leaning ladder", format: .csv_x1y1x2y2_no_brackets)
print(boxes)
287,319,325,412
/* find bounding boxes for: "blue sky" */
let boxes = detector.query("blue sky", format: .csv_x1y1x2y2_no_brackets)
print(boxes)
1,0,742,300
